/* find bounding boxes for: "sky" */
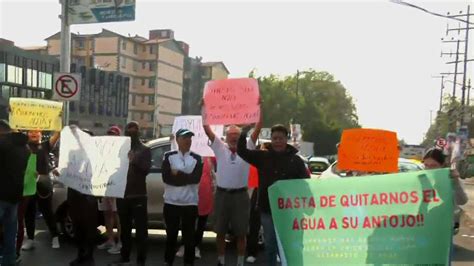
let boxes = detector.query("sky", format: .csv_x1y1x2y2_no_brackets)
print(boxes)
1,0,473,144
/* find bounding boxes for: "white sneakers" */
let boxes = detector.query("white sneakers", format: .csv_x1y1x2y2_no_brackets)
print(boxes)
246,256,257,263
51,237,60,249
107,243,122,255
195,247,201,259
21,239,35,250
175,246,201,259
98,241,115,250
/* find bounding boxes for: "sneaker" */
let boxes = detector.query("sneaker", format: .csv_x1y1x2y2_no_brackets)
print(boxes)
52,236,60,249
246,256,257,263
277,255,281,263
195,247,201,259
98,241,115,250
175,245,185,257
21,239,35,250
108,243,122,255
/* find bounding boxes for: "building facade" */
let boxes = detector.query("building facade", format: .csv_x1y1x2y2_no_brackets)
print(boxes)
182,59,229,115
44,29,185,138
0,39,58,119
0,39,129,133
68,64,129,134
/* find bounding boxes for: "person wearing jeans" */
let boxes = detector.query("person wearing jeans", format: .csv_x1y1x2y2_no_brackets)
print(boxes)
237,124,310,266
162,129,203,266
0,121,30,266
109,122,151,266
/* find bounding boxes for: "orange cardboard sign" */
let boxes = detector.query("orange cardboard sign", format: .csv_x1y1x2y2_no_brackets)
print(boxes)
203,78,260,125
338,128,399,173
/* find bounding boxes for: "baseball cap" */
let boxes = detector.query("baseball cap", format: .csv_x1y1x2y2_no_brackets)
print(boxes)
175,128,194,138
107,126,122,136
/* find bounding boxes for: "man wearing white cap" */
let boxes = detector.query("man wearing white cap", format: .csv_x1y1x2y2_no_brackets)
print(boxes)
203,119,262,266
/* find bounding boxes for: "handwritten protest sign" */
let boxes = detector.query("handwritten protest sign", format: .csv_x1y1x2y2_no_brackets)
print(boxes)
171,116,223,157
338,128,399,173
9,98,63,131
57,126,131,198
269,169,453,266
203,78,260,125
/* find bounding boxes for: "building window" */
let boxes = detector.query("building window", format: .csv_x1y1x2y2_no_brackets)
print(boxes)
133,61,137,72
26,69,38,88
121,57,127,69
148,78,155,88
142,45,146,52
149,112,154,122
148,95,154,105
161,31,168,38
0,64,5,82
149,62,156,71
76,39,85,49
141,95,145,103
141,79,145,86
142,62,146,69
122,39,127,50
149,45,155,54
140,113,144,119
7,65,22,84
133,43,138,54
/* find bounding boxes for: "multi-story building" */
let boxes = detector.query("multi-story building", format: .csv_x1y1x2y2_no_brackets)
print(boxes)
43,29,185,138
182,58,229,115
0,38,58,119
0,39,129,132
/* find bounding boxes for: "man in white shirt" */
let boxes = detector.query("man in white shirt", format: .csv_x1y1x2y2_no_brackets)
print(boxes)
203,121,262,266
162,129,203,266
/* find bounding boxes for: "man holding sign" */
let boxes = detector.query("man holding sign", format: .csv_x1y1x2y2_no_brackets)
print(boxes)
202,97,262,266
237,124,310,266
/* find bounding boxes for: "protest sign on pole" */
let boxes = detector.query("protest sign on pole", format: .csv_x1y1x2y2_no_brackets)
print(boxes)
9,98,63,131
338,128,399,173
57,126,131,198
269,169,453,266
202,78,260,125
171,116,223,157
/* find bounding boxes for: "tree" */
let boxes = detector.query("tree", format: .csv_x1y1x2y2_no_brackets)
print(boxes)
254,69,360,155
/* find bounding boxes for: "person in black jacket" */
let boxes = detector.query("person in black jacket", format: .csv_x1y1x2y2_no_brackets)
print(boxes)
237,124,310,266
162,128,203,266
110,122,151,266
66,127,98,266
0,120,29,266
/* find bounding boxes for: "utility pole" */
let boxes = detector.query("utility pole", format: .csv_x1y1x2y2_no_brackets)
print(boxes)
60,0,71,126
432,75,446,111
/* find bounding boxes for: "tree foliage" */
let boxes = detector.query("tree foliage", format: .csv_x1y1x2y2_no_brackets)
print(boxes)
253,69,360,156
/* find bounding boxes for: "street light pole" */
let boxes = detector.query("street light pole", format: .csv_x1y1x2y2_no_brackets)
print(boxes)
60,0,71,126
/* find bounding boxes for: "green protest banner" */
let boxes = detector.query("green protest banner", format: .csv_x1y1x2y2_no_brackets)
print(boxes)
269,169,453,265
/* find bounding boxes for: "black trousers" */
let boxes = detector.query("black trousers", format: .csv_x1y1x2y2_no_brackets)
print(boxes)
67,188,98,263
117,197,148,264
247,189,261,257
194,215,208,248
164,203,198,265
25,194,59,240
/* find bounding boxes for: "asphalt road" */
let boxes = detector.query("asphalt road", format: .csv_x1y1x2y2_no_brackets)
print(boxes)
18,179,474,266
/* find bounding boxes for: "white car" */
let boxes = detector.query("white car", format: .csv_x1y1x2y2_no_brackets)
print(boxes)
308,157,330,178
319,158,424,179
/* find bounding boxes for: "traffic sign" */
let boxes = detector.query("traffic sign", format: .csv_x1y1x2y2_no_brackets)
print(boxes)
53,73,81,101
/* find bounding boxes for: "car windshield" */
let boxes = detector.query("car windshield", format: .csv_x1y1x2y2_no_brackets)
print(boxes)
309,162,329,173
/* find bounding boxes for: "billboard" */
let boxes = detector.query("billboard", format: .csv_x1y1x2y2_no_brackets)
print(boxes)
68,0,135,25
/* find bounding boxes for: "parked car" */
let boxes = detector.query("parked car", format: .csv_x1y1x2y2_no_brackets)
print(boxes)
319,158,424,179
308,157,330,178
52,137,267,239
